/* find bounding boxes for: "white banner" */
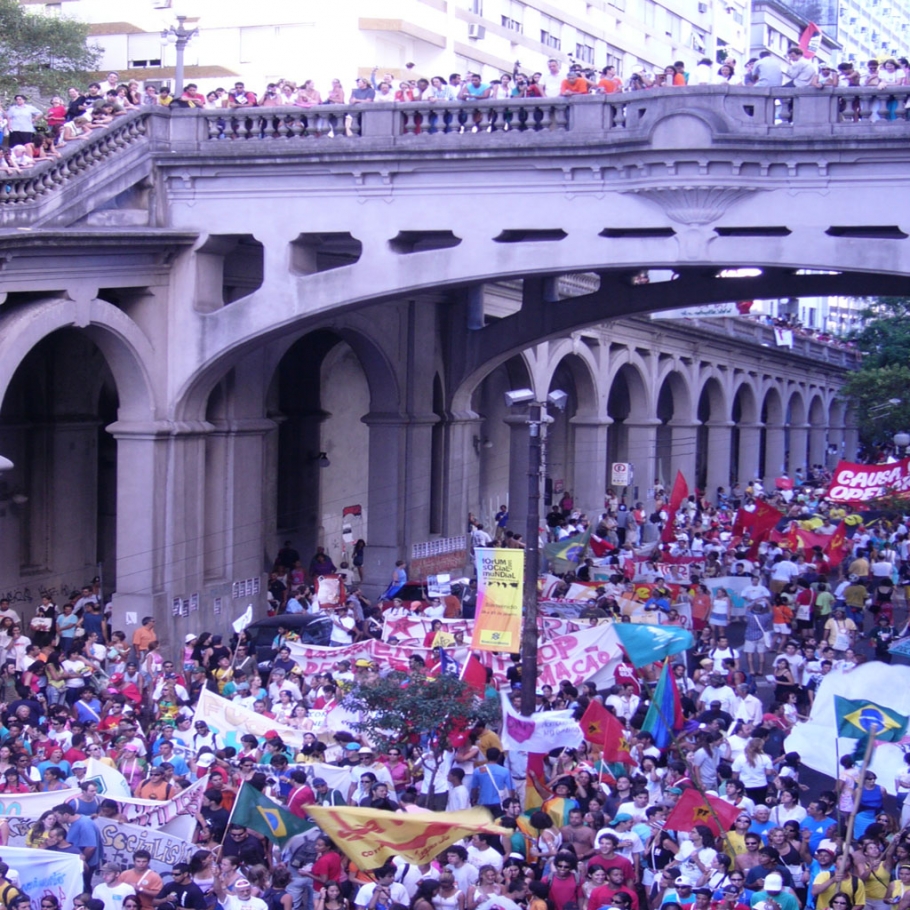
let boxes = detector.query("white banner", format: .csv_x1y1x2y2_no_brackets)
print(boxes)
650,302,748,320
93,818,195,874
785,664,910,783
499,692,583,752
116,774,209,827
85,757,132,798
194,687,307,749
1,846,83,910
0,789,80,817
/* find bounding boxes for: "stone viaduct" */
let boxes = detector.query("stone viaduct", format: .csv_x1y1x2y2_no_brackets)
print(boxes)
0,86,906,638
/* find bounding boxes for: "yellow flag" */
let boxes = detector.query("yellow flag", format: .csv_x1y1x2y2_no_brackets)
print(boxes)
304,805,508,868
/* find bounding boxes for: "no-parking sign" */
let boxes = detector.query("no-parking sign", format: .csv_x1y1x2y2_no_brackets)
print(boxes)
611,462,633,487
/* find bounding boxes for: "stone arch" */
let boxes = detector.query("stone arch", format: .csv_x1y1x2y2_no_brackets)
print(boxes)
760,386,785,480
0,296,156,421
655,368,695,488
807,393,828,469
546,351,603,518
828,397,847,465
544,340,600,417
731,379,761,484
606,361,650,492
785,389,808,475
695,375,730,494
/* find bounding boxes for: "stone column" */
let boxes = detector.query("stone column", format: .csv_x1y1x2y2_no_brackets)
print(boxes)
787,424,810,476
624,420,660,503
205,418,277,584
736,423,763,483
844,422,860,461
105,420,175,641
444,411,483,537
505,413,536,537
570,415,610,519
361,413,406,591
669,419,698,493
808,424,828,469
705,421,734,499
827,425,845,467
764,424,787,483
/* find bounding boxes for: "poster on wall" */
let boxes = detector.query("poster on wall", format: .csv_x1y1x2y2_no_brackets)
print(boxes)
470,548,524,652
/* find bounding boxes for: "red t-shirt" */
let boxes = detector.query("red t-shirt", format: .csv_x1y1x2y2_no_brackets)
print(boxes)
288,785,315,818
588,884,639,910
586,854,634,883
311,851,343,891
545,874,581,910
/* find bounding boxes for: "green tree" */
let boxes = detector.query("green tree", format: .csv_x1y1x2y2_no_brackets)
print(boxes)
842,298,910,449
344,670,498,794
0,0,101,98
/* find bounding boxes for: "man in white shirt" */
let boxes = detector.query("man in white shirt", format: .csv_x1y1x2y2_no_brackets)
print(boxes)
93,864,136,910
732,683,763,726
467,833,504,870
329,605,356,646
346,852,403,907
699,675,735,714
540,58,564,97
446,768,471,811
741,575,771,605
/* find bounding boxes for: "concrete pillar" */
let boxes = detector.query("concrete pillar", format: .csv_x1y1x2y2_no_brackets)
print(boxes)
764,424,787,483
844,423,860,461
705,421,734,500
787,424,810,476
570,415,610,519
506,413,535,537
205,418,276,584
106,420,172,642
444,412,483,537
827,426,845,467
736,423,762,484
624,420,660,504
808,424,827,470
669,419,698,493
361,413,406,590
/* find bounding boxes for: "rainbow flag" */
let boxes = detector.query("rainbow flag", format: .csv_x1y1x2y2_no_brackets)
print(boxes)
641,661,683,748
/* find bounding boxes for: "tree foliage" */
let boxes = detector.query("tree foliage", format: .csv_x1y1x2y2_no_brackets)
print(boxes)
842,298,910,449
344,671,499,755
0,0,102,98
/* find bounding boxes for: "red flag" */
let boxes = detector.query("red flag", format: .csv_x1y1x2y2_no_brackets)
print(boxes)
746,501,784,560
579,701,634,764
590,535,614,557
824,520,849,564
661,471,689,543
664,787,740,836
580,700,612,743
460,654,487,694
798,21,821,59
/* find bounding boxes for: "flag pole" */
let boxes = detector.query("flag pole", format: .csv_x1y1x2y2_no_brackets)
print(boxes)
837,730,879,889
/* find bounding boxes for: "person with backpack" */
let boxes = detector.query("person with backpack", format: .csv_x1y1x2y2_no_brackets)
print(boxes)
154,864,207,910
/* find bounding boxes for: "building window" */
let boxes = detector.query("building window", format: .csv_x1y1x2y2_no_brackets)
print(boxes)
501,0,524,32
666,10,681,39
540,13,562,49
468,0,483,14
575,37,595,62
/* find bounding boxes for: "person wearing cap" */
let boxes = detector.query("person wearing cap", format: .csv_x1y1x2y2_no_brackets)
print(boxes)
718,883,750,910
134,764,175,800
312,776,346,807
215,873,267,910
743,848,795,897
751,872,799,910
93,863,135,910
660,877,696,907
153,863,206,910
192,721,224,757
346,746,394,802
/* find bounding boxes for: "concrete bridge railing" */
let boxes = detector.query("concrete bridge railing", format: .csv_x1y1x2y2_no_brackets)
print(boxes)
0,87,908,226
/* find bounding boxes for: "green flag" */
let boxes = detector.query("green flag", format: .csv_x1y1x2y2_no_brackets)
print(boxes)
834,695,908,742
230,783,313,845
543,526,591,569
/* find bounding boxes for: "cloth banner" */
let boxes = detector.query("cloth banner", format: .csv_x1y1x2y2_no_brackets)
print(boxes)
304,804,507,868
0,789,80,817
194,687,307,749
826,458,910,503
115,774,209,827
785,664,910,782
85,756,132,798
471,548,524,652
382,617,473,641
664,787,740,836
0,846,83,910
93,818,195,873
499,692,582,753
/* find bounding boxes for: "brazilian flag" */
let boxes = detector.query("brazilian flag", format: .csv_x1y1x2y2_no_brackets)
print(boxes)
230,783,313,845
834,696,909,742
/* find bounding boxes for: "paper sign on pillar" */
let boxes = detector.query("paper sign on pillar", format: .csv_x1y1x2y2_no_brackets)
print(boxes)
470,548,524,652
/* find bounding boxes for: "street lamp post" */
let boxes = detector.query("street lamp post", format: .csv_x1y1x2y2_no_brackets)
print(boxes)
505,388,566,717
894,432,910,458
161,15,199,98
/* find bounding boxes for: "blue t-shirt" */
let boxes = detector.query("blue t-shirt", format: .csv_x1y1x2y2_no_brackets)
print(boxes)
474,762,511,805
67,814,104,867
799,815,834,854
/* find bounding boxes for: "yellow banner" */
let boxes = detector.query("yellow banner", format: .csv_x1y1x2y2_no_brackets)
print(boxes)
470,547,524,652
304,805,507,868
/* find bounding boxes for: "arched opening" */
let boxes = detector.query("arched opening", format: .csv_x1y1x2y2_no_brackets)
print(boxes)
695,377,726,493
731,382,759,484
656,371,692,488
0,330,119,596
760,388,784,480
266,330,371,570
606,363,649,498
786,392,808,475
808,395,827,470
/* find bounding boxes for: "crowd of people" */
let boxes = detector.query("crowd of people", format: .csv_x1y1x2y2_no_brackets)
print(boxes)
0,465,907,910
